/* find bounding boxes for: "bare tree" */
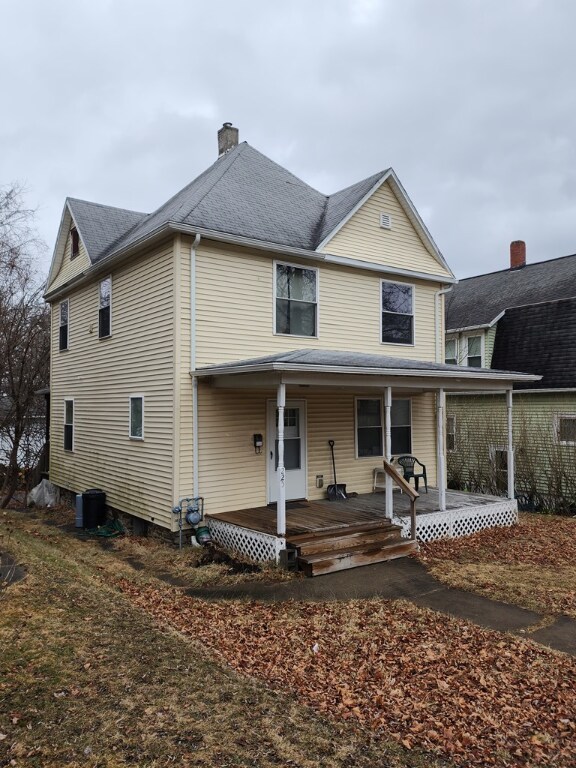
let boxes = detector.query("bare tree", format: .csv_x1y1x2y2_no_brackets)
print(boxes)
0,183,49,507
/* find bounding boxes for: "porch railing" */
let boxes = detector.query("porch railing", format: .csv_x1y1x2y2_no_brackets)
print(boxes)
382,459,418,541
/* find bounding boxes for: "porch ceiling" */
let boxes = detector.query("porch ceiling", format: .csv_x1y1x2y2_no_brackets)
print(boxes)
192,349,540,393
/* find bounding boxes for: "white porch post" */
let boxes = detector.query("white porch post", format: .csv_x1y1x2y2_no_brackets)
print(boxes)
276,382,286,537
437,388,446,512
384,387,393,518
507,388,515,500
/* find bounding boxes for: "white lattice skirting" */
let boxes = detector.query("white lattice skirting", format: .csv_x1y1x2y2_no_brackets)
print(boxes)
393,500,518,543
207,518,285,563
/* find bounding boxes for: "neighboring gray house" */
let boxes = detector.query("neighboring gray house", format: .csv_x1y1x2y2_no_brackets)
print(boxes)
445,242,576,511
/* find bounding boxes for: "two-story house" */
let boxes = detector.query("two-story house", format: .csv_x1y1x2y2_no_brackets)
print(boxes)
445,242,576,511
45,124,535,572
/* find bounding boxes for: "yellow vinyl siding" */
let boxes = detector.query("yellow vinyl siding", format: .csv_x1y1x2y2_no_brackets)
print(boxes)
176,237,194,501
49,240,177,529
197,384,438,513
320,180,452,278
485,326,497,367
49,229,91,292
192,241,441,367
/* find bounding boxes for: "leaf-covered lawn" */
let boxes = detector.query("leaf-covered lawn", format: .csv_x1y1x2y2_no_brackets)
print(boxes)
118,579,576,768
417,514,576,618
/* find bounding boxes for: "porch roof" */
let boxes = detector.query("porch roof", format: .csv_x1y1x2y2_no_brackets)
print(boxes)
192,349,540,392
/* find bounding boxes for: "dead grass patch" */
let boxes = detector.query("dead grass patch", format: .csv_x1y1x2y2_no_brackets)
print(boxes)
417,514,576,618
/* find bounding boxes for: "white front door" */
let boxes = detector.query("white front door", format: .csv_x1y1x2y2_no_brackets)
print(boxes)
267,400,307,502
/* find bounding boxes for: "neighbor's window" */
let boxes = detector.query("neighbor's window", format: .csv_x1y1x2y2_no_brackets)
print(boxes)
129,396,144,439
59,299,69,351
557,415,576,445
446,415,456,451
381,281,414,345
64,399,74,451
391,399,412,455
356,399,383,457
99,277,111,338
275,263,318,336
70,227,79,259
466,335,482,367
490,446,508,494
445,338,458,365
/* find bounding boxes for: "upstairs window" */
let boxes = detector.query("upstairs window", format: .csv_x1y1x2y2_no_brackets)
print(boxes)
99,277,111,338
445,338,458,365
381,281,414,345
275,263,317,337
70,227,79,259
64,399,74,451
59,300,69,351
466,335,482,367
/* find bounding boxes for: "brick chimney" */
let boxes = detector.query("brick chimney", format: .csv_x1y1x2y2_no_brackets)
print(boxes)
510,240,526,270
218,122,239,156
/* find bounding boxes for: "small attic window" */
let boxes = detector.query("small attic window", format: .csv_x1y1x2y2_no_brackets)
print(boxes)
70,227,79,259
379,212,392,230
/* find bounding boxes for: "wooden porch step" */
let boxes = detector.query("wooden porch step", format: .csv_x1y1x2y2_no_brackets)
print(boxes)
298,539,418,577
288,518,392,545
292,523,403,557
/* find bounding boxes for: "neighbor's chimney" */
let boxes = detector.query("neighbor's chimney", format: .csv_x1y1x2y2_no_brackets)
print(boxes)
218,122,239,156
510,240,526,270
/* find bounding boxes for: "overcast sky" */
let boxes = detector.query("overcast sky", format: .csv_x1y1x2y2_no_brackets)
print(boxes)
3,0,576,279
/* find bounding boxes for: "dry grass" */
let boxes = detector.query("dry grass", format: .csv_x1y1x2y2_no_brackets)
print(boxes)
417,513,576,618
0,509,445,768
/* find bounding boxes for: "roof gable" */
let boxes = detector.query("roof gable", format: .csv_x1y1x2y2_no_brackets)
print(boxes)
491,297,576,389
446,253,576,330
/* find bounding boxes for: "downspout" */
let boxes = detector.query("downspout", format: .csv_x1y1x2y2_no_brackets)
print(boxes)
191,234,201,497
434,284,453,363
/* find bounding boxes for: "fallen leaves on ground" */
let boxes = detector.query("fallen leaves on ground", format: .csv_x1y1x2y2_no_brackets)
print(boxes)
417,514,576,617
117,578,576,768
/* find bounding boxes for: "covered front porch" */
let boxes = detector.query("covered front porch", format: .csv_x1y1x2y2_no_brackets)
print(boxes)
206,487,518,574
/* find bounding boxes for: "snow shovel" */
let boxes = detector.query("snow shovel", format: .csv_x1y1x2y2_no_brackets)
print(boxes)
327,440,347,500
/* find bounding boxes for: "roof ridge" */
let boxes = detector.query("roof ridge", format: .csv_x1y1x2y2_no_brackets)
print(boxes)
67,197,147,216
458,251,576,282
173,143,250,223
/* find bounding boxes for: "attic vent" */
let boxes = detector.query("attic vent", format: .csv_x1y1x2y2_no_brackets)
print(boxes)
379,212,392,230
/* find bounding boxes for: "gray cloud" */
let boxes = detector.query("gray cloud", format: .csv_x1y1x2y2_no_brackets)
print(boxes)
2,0,576,278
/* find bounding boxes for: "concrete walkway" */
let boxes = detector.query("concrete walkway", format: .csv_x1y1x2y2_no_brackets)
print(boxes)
184,558,576,656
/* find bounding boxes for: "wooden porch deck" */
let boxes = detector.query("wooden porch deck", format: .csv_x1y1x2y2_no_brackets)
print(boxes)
206,488,504,539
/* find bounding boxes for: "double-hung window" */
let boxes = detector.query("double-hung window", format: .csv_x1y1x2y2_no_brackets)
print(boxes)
275,263,317,337
381,281,414,345
59,300,69,351
465,335,482,367
445,338,458,365
129,395,144,439
99,277,112,338
556,414,576,445
64,399,74,451
446,415,456,451
356,398,412,457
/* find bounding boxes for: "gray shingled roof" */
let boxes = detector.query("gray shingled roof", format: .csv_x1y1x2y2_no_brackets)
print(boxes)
69,143,391,264
491,297,576,389
67,198,146,264
196,349,531,378
446,253,576,329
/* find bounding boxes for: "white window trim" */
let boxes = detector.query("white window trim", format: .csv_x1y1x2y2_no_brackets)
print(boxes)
129,394,145,440
354,397,413,459
99,275,112,339
273,260,319,338
555,413,576,446
445,336,458,365
64,397,74,452
355,397,384,459
463,332,484,367
59,299,69,352
380,279,415,348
